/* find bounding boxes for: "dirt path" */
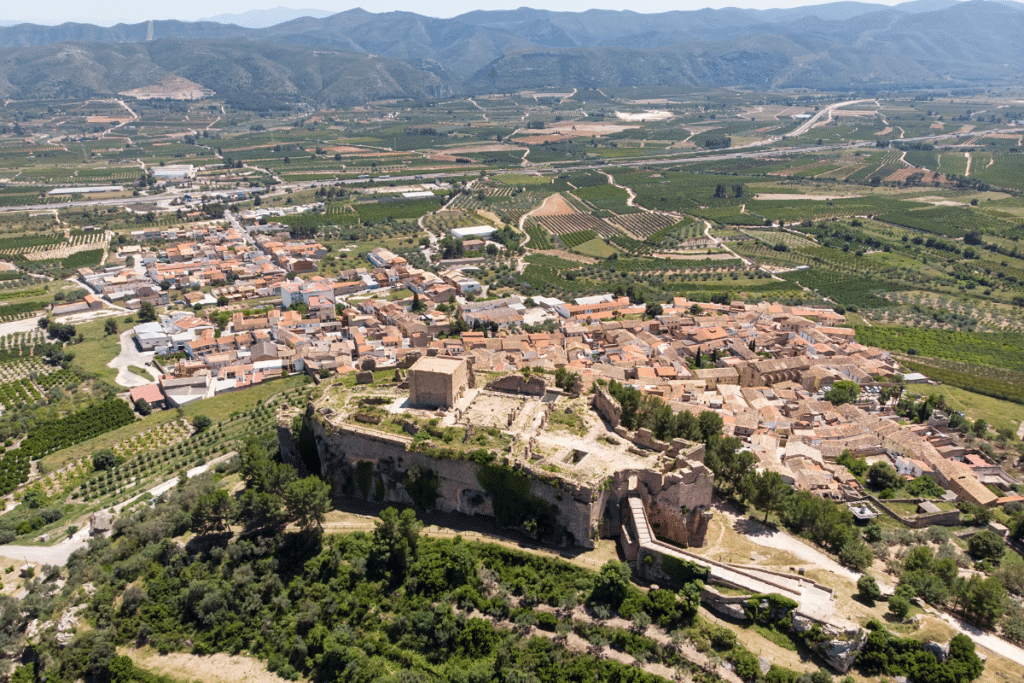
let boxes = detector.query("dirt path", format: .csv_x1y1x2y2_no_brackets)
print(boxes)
601,171,639,208
702,220,760,271
964,152,972,177
122,647,289,683
714,507,868,585
467,98,488,121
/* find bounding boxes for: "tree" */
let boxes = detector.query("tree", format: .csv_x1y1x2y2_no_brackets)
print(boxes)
190,489,235,533
706,441,756,495
903,545,935,573
967,530,1005,562
745,470,789,522
824,380,860,406
972,418,988,438
217,295,229,307
867,461,902,492
677,580,703,621
837,449,867,476
108,655,136,683
284,476,331,533
857,575,883,603
888,593,911,619
92,449,117,471
192,415,212,433
960,575,1005,629
134,398,152,416
732,650,760,681
138,301,157,322
412,291,423,312
104,319,118,336
645,302,663,318
368,507,423,584
590,561,632,611
839,537,874,571
697,411,724,444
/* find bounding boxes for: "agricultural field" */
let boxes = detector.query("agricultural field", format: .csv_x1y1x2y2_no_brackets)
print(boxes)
0,87,1021,403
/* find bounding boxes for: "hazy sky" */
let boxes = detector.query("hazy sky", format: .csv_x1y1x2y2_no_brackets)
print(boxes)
2,0,913,27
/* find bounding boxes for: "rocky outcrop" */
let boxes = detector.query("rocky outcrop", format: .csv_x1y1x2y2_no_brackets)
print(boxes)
792,613,867,673
55,605,85,647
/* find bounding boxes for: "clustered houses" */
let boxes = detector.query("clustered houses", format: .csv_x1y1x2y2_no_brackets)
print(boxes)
112,210,1009,510
254,235,328,274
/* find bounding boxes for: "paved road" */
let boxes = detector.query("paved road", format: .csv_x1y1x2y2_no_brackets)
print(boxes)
789,99,876,137
108,329,156,388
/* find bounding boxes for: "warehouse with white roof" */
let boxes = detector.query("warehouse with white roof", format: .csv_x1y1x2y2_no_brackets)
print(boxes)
450,225,497,240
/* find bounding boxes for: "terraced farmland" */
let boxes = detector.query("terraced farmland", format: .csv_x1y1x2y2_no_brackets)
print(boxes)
606,211,678,238
536,213,618,238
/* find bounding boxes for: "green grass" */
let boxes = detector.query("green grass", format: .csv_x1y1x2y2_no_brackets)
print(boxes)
560,230,598,248
496,174,551,187
128,366,155,382
571,238,618,259
548,409,586,436
71,315,132,381
750,625,798,651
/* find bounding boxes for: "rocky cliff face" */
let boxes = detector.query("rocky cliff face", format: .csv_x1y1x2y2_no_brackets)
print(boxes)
280,405,612,547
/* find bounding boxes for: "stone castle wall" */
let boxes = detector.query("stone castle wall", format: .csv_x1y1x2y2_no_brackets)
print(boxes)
592,387,622,428
485,374,547,396
284,409,612,547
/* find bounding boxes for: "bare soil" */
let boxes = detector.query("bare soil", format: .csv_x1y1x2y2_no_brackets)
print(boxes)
532,193,577,217
121,647,289,683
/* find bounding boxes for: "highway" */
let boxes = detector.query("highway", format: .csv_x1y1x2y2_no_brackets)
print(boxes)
0,115,1012,218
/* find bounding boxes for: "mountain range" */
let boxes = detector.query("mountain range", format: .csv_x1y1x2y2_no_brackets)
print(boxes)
200,7,335,29
0,0,1022,106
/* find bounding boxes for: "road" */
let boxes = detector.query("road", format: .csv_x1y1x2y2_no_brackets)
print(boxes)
789,99,876,138
224,210,257,249
1,110,1017,216
107,329,156,388
723,507,1024,665
0,452,236,569
717,507,866,584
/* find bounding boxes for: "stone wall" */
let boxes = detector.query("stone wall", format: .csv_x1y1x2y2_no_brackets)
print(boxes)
858,496,961,528
293,410,611,547
277,406,313,476
592,387,622,429
485,374,547,396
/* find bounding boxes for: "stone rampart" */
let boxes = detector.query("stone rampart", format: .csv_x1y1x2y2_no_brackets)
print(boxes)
485,374,547,396
294,409,610,547
592,387,622,428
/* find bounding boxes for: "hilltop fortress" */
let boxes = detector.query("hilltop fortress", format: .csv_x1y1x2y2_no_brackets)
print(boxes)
279,356,715,549
278,362,870,671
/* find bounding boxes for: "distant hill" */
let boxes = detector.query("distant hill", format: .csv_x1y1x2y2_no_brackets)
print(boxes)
200,7,335,29
0,1,1021,106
